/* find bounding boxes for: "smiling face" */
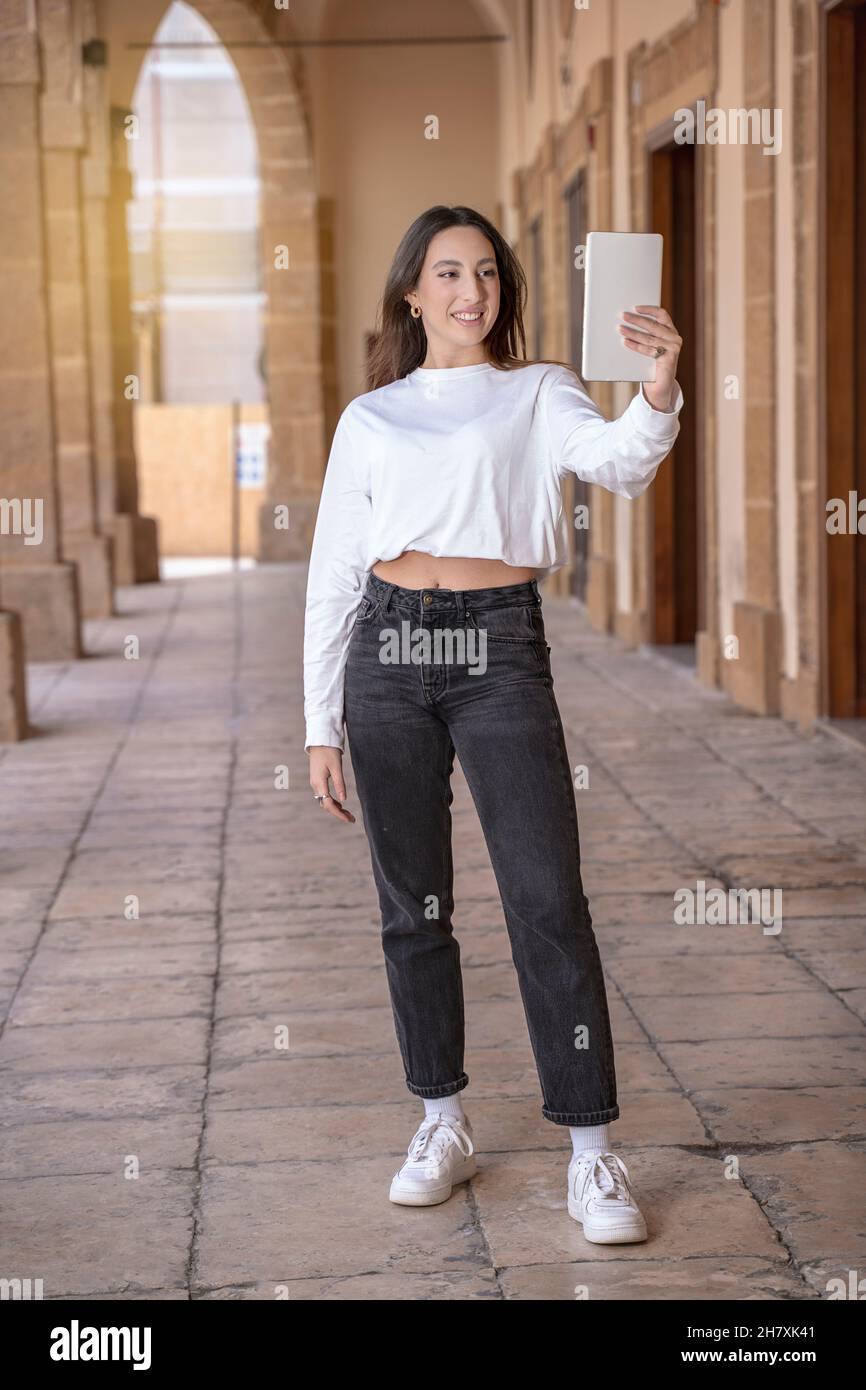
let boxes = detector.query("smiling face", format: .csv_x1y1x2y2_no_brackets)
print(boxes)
404,224,501,367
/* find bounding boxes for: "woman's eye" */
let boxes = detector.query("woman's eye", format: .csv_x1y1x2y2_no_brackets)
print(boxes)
438,270,498,279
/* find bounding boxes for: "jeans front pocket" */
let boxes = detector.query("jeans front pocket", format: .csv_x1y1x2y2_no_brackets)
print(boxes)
466,603,547,676
467,602,546,645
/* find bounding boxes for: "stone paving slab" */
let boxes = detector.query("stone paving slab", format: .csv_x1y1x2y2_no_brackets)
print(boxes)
0,1066,206,1125
742,1143,866,1264
0,564,863,1300
594,923,773,956
497,1258,808,1301
3,1169,194,1298
48,879,220,921
41,914,217,949
471,1145,785,1267
627,989,862,1042
688,1086,866,1145
606,951,817,994
193,1158,489,1288
25,942,218,982
792,950,866,990
843,989,866,1024
0,1113,201,1180
62,847,224,881
8,975,213,1027
0,1018,210,1071
45,1288,189,1301
658,1036,866,1091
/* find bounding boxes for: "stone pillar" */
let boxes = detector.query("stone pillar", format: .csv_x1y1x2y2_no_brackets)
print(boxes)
318,196,339,443
726,0,782,714
540,122,570,601
790,0,821,729
586,71,616,634
38,0,114,619
694,136,719,693
0,0,81,673
253,97,327,566
257,184,330,561
81,19,120,571
105,106,160,584
0,609,28,740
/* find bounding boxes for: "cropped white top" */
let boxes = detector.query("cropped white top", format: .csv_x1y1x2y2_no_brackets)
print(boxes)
303,359,684,751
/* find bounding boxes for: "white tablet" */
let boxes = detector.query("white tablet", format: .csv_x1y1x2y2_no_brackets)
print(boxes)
581,231,663,382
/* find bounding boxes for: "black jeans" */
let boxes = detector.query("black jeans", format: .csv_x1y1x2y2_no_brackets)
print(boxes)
343,569,619,1126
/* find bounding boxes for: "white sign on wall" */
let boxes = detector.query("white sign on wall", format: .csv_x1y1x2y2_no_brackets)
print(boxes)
235,421,270,488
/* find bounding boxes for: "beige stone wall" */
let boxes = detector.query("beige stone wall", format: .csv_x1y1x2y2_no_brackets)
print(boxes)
774,0,797,683
789,0,821,727
569,0,698,641
135,403,266,556
502,0,828,721
308,0,503,412
715,0,747,656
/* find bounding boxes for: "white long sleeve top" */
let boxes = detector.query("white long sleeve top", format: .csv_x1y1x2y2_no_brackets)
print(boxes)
303,359,684,751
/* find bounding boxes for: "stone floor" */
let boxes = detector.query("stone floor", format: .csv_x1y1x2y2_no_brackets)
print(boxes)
1,564,864,1301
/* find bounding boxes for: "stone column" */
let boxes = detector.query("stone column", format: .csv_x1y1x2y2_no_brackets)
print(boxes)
726,0,782,714
540,123,571,601
257,184,329,562
318,196,339,443
0,0,81,671
790,0,820,728
258,59,321,561
0,609,28,740
105,106,159,584
586,67,617,634
81,21,119,570
81,8,159,586
39,0,114,618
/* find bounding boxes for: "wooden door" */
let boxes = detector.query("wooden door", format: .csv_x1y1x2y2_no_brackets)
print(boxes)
649,140,701,647
825,0,866,716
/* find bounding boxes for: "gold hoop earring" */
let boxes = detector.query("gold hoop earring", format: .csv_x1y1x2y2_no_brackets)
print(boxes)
410,304,422,318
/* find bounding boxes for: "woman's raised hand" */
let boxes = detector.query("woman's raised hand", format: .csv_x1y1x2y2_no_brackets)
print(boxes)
618,305,682,412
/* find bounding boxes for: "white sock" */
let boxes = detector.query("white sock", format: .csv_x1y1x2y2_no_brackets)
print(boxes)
423,1093,466,1121
569,1123,609,1158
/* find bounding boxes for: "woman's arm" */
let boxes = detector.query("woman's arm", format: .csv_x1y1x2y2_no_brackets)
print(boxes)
303,405,372,755
543,306,684,497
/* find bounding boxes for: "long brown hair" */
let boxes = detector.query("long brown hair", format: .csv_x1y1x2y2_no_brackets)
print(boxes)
366,204,581,391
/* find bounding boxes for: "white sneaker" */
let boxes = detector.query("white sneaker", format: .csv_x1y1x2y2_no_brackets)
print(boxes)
389,1113,477,1206
567,1150,648,1243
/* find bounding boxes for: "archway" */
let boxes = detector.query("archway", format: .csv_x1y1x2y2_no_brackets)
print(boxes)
109,0,327,561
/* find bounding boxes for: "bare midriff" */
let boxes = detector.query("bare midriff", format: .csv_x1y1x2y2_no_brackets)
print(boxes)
372,551,538,590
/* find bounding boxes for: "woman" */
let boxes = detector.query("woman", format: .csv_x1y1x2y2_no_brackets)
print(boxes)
303,205,683,1244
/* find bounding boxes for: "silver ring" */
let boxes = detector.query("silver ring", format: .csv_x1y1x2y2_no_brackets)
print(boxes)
313,794,327,803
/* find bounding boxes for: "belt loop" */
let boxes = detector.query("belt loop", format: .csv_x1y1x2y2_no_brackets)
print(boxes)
455,589,466,620
530,577,540,602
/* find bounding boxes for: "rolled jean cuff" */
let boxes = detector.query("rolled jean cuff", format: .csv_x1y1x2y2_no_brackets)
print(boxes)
405,1073,470,1099
542,1104,620,1125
